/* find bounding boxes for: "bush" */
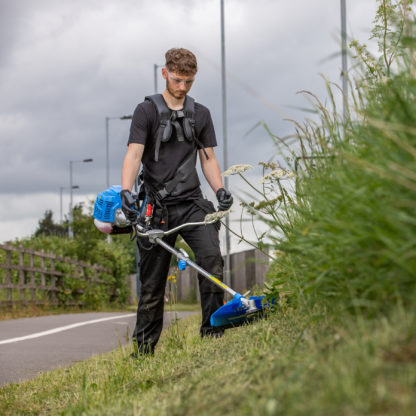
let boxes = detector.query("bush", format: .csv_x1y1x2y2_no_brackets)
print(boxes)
12,201,136,308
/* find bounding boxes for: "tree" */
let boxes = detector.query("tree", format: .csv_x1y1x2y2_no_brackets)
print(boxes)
34,210,66,237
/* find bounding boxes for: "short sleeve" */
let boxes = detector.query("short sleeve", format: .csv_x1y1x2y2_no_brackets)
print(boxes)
128,104,150,145
195,104,217,148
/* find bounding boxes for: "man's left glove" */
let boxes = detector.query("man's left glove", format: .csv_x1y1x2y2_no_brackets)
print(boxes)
216,188,233,211
120,189,138,223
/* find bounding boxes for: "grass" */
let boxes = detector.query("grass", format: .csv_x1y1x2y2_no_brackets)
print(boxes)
1,304,415,415
251,4,416,315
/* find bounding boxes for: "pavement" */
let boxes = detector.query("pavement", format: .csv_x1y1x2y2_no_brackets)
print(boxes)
0,310,196,386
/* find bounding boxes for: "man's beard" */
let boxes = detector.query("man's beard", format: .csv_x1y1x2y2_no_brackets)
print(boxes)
166,81,186,99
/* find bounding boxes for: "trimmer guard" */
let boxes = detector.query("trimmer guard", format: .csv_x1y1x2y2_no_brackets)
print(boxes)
210,293,272,328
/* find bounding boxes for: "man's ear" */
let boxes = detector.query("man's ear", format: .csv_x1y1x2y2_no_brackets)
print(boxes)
161,67,167,80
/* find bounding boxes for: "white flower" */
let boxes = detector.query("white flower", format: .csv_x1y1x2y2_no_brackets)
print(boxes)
204,210,231,223
260,169,296,183
222,164,253,176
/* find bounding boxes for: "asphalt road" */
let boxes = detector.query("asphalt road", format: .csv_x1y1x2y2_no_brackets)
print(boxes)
0,310,196,386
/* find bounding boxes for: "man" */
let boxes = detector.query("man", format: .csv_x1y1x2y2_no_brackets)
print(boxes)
121,48,233,354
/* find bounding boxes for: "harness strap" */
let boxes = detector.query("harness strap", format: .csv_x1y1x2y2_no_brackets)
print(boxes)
154,150,200,200
145,94,208,161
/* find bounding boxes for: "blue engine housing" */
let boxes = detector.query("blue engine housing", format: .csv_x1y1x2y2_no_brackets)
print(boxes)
93,185,122,223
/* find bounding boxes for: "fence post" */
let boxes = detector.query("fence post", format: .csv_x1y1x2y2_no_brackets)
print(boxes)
40,250,46,288
50,257,56,304
18,246,25,302
5,248,12,302
29,252,35,301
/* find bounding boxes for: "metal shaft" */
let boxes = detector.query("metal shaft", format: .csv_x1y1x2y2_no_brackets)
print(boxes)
105,116,110,189
220,0,231,287
68,162,73,238
154,64,158,94
155,236,237,297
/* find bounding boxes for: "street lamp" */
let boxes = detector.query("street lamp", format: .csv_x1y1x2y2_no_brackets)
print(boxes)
220,0,231,287
60,185,79,223
105,115,133,189
68,158,93,238
341,0,348,121
153,64,164,94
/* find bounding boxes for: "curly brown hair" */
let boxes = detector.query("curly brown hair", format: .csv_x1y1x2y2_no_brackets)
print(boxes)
165,48,198,76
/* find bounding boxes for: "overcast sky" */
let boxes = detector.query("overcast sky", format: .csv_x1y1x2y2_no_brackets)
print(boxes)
0,0,378,248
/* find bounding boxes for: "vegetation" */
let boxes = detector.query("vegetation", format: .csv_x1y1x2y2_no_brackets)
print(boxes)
226,0,416,316
1,304,415,415
5,201,136,308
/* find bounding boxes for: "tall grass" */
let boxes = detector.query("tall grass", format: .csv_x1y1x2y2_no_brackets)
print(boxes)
246,0,416,314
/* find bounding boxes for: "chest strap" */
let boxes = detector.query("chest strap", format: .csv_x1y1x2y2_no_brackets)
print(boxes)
146,150,200,201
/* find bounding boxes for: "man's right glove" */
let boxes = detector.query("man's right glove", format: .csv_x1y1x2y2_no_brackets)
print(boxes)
120,189,138,223
216,188,233,211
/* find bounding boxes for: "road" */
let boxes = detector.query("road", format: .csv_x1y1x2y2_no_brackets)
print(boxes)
0,310,195,386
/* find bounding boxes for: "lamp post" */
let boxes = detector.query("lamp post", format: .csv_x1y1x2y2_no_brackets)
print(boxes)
220,0,231,287
68,158,93,238
341,0,348,121
60,185,79,223
153,64,164,94
105,115,133,189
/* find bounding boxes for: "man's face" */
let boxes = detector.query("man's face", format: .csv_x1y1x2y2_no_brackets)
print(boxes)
164,69,195,99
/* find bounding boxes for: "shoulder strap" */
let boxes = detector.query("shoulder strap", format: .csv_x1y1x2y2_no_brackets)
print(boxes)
145,94,170,117
145,94,172,161
182,97,208,160
183,95,195,116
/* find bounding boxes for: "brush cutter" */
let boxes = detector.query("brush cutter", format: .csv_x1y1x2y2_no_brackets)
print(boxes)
93,186,273,328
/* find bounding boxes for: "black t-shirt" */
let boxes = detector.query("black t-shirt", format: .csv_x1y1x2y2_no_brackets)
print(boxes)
128,95,217,203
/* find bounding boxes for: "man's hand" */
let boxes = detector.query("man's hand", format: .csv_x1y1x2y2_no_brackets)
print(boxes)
216,188,233,211
120,189,138,223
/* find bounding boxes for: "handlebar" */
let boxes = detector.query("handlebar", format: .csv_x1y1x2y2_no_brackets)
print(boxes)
134,210,230,242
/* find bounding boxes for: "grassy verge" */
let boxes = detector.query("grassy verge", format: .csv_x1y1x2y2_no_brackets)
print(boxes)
1,305,415,415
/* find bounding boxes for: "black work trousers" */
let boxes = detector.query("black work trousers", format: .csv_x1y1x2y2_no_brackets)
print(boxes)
132,198,224,354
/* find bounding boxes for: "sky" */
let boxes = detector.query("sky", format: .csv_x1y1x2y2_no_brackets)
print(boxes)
0,0,379,250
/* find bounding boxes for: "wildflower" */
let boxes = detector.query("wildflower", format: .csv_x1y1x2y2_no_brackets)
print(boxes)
222,164,253,176
204,210,231,223
259,168,296,183
167,275,177,284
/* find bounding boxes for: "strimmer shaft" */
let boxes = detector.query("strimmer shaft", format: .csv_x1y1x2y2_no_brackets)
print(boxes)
155,237,237,298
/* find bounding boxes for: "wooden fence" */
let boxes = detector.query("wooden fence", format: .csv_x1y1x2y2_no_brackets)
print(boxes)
0,244,111,306
127,248,270,304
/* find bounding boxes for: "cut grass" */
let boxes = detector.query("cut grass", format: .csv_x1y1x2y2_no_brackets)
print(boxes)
1,304,415,415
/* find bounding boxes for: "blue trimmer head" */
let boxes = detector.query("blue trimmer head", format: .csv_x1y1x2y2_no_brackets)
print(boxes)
210,293,274,328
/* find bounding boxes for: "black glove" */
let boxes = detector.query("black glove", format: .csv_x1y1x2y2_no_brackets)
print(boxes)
216,188,233,211
120,189,137,223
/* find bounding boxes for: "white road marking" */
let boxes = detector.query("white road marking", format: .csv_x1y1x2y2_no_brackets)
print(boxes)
0,313,136,345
